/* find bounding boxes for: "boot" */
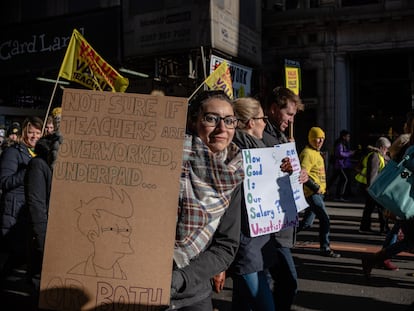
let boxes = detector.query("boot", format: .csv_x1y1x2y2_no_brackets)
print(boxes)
361,254,375,278
361,249,387,278
382,259,399,271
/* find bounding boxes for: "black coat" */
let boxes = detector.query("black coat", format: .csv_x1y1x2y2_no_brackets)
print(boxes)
24,134,60,276
170,186,242,309
25,156,52,254
0,143,33,235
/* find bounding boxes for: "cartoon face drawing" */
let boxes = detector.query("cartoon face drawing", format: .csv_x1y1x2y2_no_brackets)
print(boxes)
68,188,134,279
91,211,133,261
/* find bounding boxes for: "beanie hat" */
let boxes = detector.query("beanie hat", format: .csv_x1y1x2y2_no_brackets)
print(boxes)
52,107,62,117
7,122,21,136
308,127,325,142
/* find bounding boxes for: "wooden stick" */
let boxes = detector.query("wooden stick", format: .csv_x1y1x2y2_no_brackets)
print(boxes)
288,121,294,142
42,76,61,135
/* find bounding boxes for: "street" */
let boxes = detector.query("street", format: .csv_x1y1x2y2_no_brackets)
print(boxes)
1,200,413,310
213,200,414,311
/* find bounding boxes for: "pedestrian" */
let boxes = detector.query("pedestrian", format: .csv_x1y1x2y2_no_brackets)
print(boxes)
166,90,244,310
356,137,391,234
377,110,414,271
388,110,414,161
1,122,22,151
43,116,55,136
0,128,5,154
24,132,62,294
230,96,292,311
297,127,341,258
362,215,414,279
51,107,62,132
6,122,21,142
261,86,308,311
360,125,414,298
328,130,356,201
0,116,43,276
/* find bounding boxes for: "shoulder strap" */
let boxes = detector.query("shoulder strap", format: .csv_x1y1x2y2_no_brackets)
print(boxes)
399,145,414,167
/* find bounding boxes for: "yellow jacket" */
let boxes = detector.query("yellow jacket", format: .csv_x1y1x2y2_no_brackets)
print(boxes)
355,151,385,185
299,145,326,197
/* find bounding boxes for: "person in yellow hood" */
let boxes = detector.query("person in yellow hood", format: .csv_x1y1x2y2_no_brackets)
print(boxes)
297,127,341,258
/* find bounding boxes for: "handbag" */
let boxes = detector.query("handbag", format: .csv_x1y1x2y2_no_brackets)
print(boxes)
368,149,414,220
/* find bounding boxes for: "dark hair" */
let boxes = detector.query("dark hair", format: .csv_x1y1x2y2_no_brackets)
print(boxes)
22,116,43,131
187,90,233,134
266,86,304,111
187,90,233,132
339,129,350,138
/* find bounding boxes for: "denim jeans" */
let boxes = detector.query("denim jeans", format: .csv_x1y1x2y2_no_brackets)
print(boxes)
299,193,331,250
383,218,414,259
383,222,400,248
232,270,275,311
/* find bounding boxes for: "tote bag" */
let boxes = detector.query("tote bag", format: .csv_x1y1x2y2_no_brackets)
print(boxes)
368,150,414,220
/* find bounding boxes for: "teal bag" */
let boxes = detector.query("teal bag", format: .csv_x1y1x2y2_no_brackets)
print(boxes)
368,150,414,220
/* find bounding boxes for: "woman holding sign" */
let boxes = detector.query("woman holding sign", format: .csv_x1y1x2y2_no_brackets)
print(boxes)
228,96,285,311
167,90,245,310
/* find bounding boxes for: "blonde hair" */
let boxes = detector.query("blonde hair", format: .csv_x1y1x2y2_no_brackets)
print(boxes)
233,97,262,130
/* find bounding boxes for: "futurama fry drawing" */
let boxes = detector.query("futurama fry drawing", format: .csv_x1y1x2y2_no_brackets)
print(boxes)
68,187,134,279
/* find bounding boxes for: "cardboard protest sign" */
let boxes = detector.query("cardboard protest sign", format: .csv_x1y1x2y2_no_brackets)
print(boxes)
242,142,308,237
39,88,187,310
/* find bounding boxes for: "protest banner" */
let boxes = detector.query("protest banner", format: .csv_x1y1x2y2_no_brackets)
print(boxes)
39,89,187,310
242,142,308,237
210,54,252,98
59,29,129,93
203,60,233,99
284,59,301,95
188,58,233,101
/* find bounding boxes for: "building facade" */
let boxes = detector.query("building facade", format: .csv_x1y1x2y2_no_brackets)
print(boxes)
1,0,414,152
262,0,414,151
0,0,261,129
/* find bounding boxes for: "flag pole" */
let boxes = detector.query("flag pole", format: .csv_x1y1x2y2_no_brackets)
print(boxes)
42,76,61,135
187,81,205,102
201,46,207,80
187,46,208,102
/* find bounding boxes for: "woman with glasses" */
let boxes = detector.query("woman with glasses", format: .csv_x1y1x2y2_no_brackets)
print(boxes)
229,96,280,311
166,90,245,311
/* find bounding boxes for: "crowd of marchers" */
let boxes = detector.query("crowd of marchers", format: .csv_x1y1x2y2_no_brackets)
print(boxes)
1,89,413,311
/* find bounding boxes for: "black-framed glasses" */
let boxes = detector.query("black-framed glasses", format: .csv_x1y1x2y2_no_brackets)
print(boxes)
201,113,239,129
251,116,269,121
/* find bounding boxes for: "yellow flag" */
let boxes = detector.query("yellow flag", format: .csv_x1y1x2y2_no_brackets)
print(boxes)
205,61,233,99
285,66,299,95
59,29,129,92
